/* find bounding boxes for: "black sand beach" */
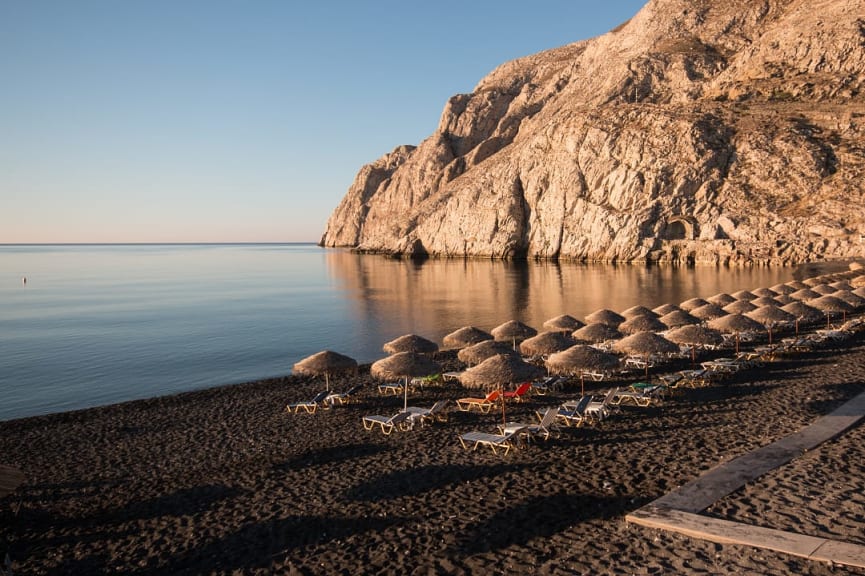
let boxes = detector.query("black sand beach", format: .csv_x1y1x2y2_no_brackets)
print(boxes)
1,327,864,574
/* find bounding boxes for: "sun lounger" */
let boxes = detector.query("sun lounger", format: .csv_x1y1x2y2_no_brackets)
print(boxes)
456,390,501,413
501,406,561,442
610,386,662,407
362,411,412,435
377,381,405,395
584,388,618,423
676,369,712,388
405,400,449,427
555,395,593,427
286,390,330,414
503,382,532,402
325,384,363,405
458,430,517,455
532,376,563,395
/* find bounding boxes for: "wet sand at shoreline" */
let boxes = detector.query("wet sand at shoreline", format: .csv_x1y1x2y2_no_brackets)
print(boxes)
1,321,864,574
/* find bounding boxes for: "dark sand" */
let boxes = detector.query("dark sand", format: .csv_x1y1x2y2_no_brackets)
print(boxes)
2,326,865,574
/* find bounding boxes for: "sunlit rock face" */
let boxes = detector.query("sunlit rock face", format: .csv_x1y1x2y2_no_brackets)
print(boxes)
321,0,865,265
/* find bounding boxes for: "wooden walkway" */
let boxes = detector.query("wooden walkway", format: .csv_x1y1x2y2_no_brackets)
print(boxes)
626,390,865,569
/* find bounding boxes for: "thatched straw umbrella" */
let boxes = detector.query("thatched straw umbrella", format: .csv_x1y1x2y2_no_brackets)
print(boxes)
781,301,823,335
791,288,821,301
572,322,623,344
458,340,517,366
665,324,725,365
773,294,795,305
659,309,700,329
680,297,710,311
652,303,681,316
383,334,439,355
852,276,865,289
708,313,764,353
786,280,808,290
771,283,797,295
853,286,865,299
442,326,493,349
612,331,679,378
803,277,825,286
520,331,575,357
750,296,779,307
371,352,441,410
292,350,358,391
690,303,727,321
731,289,757,301
811,284,838,296
491,320,537,350
723,300,757,315
543,314,585,333
706,293,736,307
832,290,865,310
459,354,544,424
746,305,796,344
830,280,853,291
807,295,855,326
546,345,620,395
585,309,625,327
621,305,659,319
751,287,778,298
619,314,667,335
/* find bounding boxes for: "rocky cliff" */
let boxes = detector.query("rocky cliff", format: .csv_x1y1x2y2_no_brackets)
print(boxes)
320,0,865,265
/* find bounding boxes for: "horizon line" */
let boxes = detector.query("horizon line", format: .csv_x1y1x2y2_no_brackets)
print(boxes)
0,241,321,247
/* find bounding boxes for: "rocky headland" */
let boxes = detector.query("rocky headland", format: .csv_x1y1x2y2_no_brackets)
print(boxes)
321,0,865,265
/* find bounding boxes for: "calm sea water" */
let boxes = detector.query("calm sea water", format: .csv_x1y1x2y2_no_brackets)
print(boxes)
0,244,792,421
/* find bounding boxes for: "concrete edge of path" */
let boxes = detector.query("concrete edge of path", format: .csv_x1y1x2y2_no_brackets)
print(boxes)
626,389,865,569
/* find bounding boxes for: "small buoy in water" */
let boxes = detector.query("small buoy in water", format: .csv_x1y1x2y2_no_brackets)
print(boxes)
22,277,27,286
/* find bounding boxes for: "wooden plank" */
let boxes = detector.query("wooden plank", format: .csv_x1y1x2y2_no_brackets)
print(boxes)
628,506,828,560
811,540,865,569
625,391,865,570
628,506,865,570
649,391,865,513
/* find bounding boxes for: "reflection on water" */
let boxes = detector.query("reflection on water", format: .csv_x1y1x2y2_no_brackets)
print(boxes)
0,244,794,420
324,250,792,349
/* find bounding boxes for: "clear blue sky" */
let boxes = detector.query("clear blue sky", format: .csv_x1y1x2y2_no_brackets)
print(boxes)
1,1,646,243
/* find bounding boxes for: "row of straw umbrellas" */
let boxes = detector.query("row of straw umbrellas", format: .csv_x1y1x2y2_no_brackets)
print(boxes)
292,274,865,423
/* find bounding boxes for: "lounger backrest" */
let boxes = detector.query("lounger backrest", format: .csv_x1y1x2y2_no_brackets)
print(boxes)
602,388,616,406
485,390,500,402
430,400,448,414
312,390,329,403
538,407,558,428
573,395,592,414
514,382,531,395
390,411,411,424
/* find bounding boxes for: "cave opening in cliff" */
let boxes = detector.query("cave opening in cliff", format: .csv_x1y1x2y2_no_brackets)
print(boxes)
663,217,696,241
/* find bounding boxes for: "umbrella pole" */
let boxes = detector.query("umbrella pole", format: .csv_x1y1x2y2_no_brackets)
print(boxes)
404,376,408,411
691,345,696,368
325,372,330,392
735,333,740,354
580,373,585,396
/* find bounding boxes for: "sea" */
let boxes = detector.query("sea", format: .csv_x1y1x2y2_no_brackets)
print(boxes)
0,243,794,421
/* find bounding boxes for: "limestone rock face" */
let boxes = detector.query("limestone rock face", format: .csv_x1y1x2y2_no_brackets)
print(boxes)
321,0,865,265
